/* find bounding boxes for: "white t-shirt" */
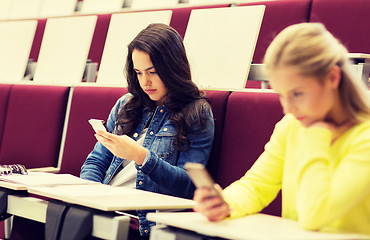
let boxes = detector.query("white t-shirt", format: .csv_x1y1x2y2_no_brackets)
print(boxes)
108,128,148,188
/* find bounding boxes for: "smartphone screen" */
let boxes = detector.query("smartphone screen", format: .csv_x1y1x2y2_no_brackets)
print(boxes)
88,119,108,133
184,162,222,198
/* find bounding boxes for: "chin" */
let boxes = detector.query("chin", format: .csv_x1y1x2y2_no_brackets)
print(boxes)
297,118,313,127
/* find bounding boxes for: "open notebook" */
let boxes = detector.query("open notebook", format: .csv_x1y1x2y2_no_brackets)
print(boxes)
0,172,99,190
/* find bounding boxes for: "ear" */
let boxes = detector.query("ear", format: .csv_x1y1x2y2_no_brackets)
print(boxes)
326,65,341,89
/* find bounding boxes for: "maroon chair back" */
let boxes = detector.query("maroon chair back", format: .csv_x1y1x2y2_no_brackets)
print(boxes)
0,85,69,168
310,0,370,54
203,90,230,179
0,84,12,153
59,86,128,176
217,91,284,216
238,0,311,64
29,18,47,62
87,13,112,70
170,4,231,39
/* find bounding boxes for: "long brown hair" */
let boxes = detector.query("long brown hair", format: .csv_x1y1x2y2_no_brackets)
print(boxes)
116,23,211,151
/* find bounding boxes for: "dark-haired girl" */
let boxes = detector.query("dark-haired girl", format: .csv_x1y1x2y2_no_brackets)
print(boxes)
80,23,214,237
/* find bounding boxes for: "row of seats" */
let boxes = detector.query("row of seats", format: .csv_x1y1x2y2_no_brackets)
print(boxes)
0,0,276,20
2,4,262,90
25,0,370,66
0,84,283,217
8,0,368,89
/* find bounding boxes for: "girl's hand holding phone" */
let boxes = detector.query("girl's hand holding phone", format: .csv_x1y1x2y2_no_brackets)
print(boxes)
193,184,231,222
184,162,230,221
89,119,147,165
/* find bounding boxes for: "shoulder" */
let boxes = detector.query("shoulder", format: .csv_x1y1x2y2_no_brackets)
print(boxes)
117,93,133,106
192,98,212,114
111,93,133,110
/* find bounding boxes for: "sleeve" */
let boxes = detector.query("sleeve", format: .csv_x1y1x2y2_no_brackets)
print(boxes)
296,123,370,230
222,114,292,218
138,104,215,199
79,94,130,182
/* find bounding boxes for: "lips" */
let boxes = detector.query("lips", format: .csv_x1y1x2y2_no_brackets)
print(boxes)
145,89,156,95
296,116,306,121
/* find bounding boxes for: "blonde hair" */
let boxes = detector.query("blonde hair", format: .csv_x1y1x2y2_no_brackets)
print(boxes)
264,22,370,123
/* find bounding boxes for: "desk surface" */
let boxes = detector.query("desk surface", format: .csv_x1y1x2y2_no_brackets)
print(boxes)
0,173,195,211
147,212,369,240
28,184,195,211
0,180,28,191
348,53,370,60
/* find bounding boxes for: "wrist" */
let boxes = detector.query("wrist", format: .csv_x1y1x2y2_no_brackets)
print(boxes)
135,147,148,165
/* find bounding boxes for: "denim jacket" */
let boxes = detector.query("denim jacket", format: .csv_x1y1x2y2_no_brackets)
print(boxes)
80,93,214,235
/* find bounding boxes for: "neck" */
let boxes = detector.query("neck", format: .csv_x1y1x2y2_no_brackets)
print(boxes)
326,94,351,126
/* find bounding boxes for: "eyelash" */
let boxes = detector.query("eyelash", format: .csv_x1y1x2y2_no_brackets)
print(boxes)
135,71,157,75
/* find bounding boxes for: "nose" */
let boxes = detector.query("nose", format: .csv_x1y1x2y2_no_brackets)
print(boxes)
141,73,151,86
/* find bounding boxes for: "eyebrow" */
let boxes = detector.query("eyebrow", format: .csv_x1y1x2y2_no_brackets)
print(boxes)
274,86,304,96
133,66,155,72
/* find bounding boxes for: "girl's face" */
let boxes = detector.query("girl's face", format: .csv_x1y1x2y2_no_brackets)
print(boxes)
269,67,340,127
132,49,168,106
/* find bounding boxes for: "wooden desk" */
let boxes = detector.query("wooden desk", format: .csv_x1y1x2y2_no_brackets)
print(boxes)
147,212,370,240
0,173,195,239
27,184,195,211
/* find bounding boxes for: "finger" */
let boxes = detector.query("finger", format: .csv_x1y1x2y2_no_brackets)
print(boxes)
96,130,114,139
95,134,114,149
195,195,223,213
205,203,230,222
214,184,223,193
196,198,229,221
194,188,211,202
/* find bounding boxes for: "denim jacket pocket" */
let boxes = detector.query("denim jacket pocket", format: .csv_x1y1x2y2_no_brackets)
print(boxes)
152,127,176,164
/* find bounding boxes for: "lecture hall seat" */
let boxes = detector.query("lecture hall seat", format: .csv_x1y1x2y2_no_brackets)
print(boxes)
29,18,47,62
203,90,231,181
216,91,284,216
87,13,112,70
309,0,370,54
59,86,128,176
0,85,69,169
238,0,311,88
238,0,311,64
30,13,108,66
0,84,12,153
169,4,231,39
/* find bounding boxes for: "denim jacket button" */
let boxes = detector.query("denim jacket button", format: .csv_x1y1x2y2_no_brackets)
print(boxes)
144,229,148,233
107,175,111,179
163,128,168,131
133,133,138,138
149,131,154,135
139,181,143,185
160,109,164,113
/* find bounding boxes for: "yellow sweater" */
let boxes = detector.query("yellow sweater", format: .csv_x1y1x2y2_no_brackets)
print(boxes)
222,114,370,235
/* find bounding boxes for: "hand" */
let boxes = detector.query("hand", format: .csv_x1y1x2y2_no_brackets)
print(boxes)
95,130,148,165
193,184,230,221
308,120,354,142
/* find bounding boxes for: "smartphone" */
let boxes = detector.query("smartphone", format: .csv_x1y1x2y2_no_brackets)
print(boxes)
88,119,109,133
184,162,223,198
